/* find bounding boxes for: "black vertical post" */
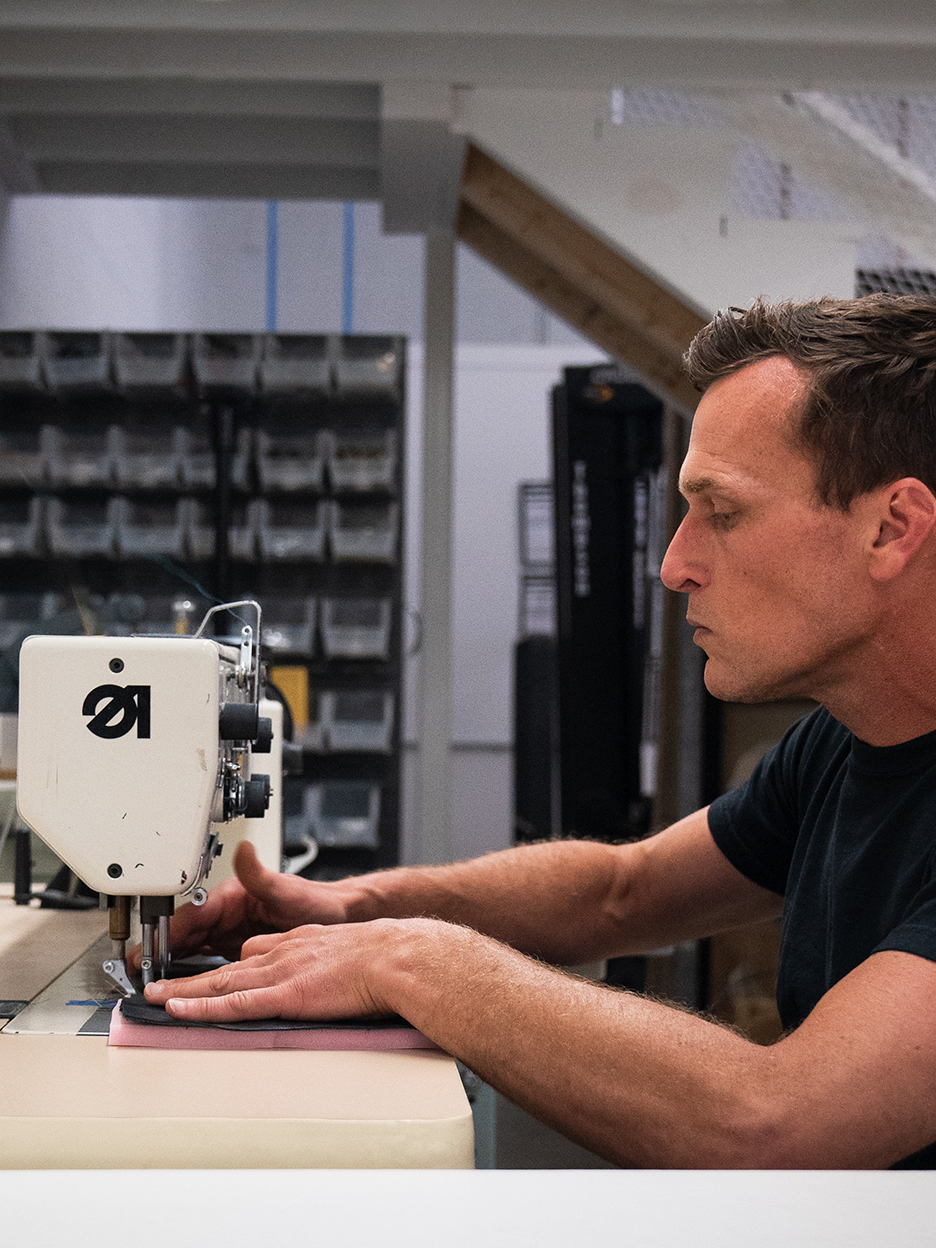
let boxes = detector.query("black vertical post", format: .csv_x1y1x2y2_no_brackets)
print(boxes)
213,403,233,602
13,827,32,905
552,368,664,843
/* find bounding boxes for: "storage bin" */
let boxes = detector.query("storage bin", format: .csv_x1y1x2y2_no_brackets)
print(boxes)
256,428,326,493
192,333,261,395
0,332,44,391
260,595,317,655
334,336,402,402
326,428,397,492
113,425,185,490
254,497,327,561
112,496,186,559
321,689,394,753
327,499,398,563
0,497,44,557
43,331,112,392
113,332,189,398
303,780,381,849
45,424,119,489
0,427,54,487
319,597,392,660
260,334,331,398
46,497,114,557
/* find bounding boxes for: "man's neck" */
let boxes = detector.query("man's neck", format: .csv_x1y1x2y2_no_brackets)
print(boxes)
818,647,936,747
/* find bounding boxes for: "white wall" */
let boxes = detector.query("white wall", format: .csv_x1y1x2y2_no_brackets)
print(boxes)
0,195,587,342
400,343,606,862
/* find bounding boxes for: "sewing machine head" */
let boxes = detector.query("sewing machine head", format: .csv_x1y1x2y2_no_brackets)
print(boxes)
15,600,272,990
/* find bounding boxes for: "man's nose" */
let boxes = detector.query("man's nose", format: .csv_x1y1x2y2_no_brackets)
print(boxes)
660,516,699,593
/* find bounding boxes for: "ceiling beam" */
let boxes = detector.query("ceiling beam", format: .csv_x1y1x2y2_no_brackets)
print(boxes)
30,161,380,200
457,145,704,410
4,27,936,93
9,115,379,168
0,77,379,119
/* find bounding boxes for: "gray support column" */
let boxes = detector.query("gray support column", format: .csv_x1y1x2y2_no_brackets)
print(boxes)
416,229,456,864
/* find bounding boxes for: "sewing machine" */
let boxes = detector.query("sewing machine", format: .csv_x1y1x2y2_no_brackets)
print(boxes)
1,599,474,1169
15,600,272,995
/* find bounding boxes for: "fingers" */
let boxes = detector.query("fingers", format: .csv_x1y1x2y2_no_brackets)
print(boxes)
233,840,277,897
240,929,305,958
162,984,291,1024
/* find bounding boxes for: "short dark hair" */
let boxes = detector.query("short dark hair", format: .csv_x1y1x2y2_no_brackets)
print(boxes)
684,294,936,508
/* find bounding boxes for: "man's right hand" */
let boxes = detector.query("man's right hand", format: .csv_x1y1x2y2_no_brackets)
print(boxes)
127,841,350,969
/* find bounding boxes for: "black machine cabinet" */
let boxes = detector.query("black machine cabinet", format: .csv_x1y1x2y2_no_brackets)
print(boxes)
552,365,664,843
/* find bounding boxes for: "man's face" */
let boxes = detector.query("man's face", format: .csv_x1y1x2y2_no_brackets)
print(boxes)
661,356,880,704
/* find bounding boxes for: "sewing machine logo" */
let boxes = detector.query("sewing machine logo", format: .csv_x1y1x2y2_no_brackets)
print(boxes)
82,684,152,740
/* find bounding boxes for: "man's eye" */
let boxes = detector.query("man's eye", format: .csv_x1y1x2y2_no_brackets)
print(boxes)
711,512,735,528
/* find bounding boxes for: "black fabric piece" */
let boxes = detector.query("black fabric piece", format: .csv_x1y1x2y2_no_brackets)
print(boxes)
78,1005,118,1036
708,707,936,1170
119,997,415,1033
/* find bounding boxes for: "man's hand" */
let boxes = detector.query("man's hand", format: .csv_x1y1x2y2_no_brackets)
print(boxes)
128,841,349,969
142,917,427,1022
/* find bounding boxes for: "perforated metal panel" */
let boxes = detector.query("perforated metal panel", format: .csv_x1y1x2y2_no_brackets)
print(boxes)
605,88,936,279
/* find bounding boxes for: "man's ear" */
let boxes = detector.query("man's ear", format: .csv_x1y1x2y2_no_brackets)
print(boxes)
869,478,936,581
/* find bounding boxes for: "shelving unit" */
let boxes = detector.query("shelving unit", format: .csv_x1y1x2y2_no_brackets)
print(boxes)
0,329,406,878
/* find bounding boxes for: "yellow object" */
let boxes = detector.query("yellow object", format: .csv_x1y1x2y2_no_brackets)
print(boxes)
270,665,309,733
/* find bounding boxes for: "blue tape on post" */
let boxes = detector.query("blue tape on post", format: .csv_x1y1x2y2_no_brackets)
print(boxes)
266,200,279,333
342,201,355,335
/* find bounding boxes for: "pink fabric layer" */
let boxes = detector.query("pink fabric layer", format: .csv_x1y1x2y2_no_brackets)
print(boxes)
108,1007,438,1051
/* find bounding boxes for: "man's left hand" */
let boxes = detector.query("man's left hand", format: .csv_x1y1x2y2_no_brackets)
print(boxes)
142,917,418,1023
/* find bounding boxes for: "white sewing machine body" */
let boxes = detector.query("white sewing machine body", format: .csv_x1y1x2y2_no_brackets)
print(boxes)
16,632,244,897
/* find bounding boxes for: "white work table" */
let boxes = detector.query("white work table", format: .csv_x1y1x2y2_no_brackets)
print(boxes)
2,1170,936,1248
0,890,473,1169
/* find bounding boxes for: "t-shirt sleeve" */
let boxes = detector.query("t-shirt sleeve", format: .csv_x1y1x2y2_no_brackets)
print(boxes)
707,711,824,897
873,868,936,966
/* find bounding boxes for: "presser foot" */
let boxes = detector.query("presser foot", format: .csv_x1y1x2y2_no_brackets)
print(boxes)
102,957,137,997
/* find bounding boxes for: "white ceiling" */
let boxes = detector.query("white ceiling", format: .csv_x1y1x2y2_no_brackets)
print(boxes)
2,1,936,250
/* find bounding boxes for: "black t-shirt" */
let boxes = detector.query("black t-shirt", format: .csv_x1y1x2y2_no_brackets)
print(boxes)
708,707,936,1169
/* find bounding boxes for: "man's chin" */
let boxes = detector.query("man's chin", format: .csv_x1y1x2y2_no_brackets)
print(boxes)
703,660,781,705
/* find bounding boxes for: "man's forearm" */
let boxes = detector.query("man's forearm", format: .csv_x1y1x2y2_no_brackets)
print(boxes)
369,920,926,1169
327,807,771,965
333,838,635,965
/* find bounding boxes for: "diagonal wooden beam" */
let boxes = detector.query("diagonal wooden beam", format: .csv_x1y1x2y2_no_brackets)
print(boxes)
457,199,702,411
456,144,705,410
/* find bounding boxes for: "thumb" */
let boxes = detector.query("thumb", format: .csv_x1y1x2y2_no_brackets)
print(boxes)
233,839,279,898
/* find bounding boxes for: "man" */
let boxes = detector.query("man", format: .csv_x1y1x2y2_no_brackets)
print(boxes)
145,294,936,1168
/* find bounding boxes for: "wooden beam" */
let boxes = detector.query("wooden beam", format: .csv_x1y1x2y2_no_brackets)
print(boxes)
456,144,706,410
457,199,701,411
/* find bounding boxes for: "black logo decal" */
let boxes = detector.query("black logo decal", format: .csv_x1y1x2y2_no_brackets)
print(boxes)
83,684,151,740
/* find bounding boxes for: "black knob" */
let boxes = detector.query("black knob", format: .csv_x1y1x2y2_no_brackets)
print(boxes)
219,702,259,741
252,716,273,753
244,774,271,819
